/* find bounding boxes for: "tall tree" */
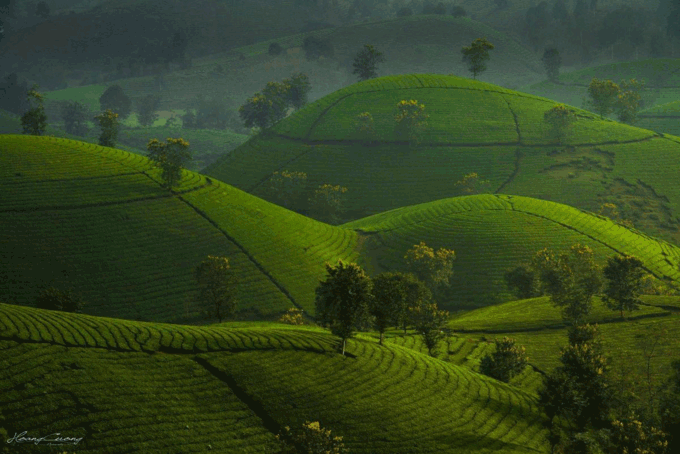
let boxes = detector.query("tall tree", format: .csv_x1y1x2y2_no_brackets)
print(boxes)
61,101,90,136
409,301,449,356
543,103,577,144
542,47,562,83
94,109,119,148
479,337,529,383
352,44,385,81
602,255,646,318
136,94,162,127
20,84,47,136
194,255,237,322
146,137,192,189
99,84,132,120
315,261,372,356
404,241,455,298
461,37,495,80
615,78,645,125
282,72,311,111
586,78,620,119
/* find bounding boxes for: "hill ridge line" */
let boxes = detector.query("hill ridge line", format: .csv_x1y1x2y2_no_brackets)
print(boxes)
0,170,153,184
175,193,304,314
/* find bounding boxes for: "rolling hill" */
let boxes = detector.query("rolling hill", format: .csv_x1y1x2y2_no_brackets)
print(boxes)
205,72,680,245
0,303,549,454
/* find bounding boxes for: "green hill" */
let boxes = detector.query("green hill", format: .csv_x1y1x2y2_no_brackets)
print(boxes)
0,303,548,454
0,134,359,323
205,72,680,245
346,193,680,309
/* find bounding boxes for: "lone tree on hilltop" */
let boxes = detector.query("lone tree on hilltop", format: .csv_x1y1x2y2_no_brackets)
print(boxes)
602,254,646,318
405,241,455,299
409,301,449,356
61,101,90,137
352,44,385,82
616,78,645,125
542,47,562,83
531,244,601,324
394,99,429,146
20,84,47,136
543,104,577,144
479,337,529,383
36,286,85,313
99,84,131,120
194,255,237,323
94,109,119,148
136,94,162,127
282,72,311,111
461,38,495,80
146,137,192,189
315,260,372,356
586,78,620,119
275,421,347,454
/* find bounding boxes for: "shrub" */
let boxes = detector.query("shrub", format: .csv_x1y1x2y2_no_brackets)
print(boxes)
275,421,347,453
353,111,376,142
394,99,429,146
479,337,528,382
278,308,305,325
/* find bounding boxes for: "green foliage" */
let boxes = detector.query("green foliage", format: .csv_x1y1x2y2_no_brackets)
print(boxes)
93,108,119,147
194,255,237,322
587,78,620,119
409,302,449,356
352,44,385,82
278,308,305,325
542,47,562,82
239,93,278,132
543,103,577,144
504,265,541,300
531,244,602,324
136,94,162,128
20,84,47,136
404,241,455,297
353,111,376,142
461,38,495,80
35,286,85,313
393,99,429,145
602,255,646,318
454,172,491,195
608,415,668,454
61,101,90,137
314,261,372,355
99,84,131,120
479,337,529,383
283,72,311,111
146,137,192,188
616,78,645,125
274,421,348,454
309,184,348,224
268,170,308,209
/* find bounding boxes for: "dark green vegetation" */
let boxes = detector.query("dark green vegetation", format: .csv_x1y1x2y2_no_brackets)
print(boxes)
0,303,549,454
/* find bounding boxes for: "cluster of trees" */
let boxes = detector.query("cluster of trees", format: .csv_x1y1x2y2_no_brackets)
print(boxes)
315,241,455,356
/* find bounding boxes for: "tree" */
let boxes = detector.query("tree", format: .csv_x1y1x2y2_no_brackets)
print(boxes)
353,111,376,142
531,244,602,324
194,256,237,323
479,337,529,383
544,104,577,144
20,84,47,136
352,44,385,82
409,302,449,356
35,1,50,18
542,47,562,83
268,170,308,209
35,286,85,313
586,78,620,119
394,99,429,146
659,359,680,454
239,92,276,131
309,184,348,224
315,261,372,356
371,272,431,340
404,241,455,297
451,6,467,17
602,255,646,318
268,42,284,56
94,109,119,148
274,421,347,454
615,78,645,125
461,38,495,80
609,415,668,454
146,137,192,188
191,94,233,130
61,101,90,136
278,308,305,325
281,72,311,111
454,172,491,194
504,265,541,300
99,84,132,120
136,94,162,127
239,80,293,133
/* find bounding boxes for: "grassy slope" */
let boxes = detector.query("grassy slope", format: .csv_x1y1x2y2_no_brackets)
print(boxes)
0,134,359,323
0,303,548,454
205,72,680,245
345,194,680,310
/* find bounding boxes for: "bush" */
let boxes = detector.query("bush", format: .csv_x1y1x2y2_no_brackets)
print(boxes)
268,42,284,56
479,337,528,382
278,308,305,325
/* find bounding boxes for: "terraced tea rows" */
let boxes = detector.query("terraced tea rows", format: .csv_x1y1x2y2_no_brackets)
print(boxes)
345,194,680,309
0,303,548,454
0,135,359,322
